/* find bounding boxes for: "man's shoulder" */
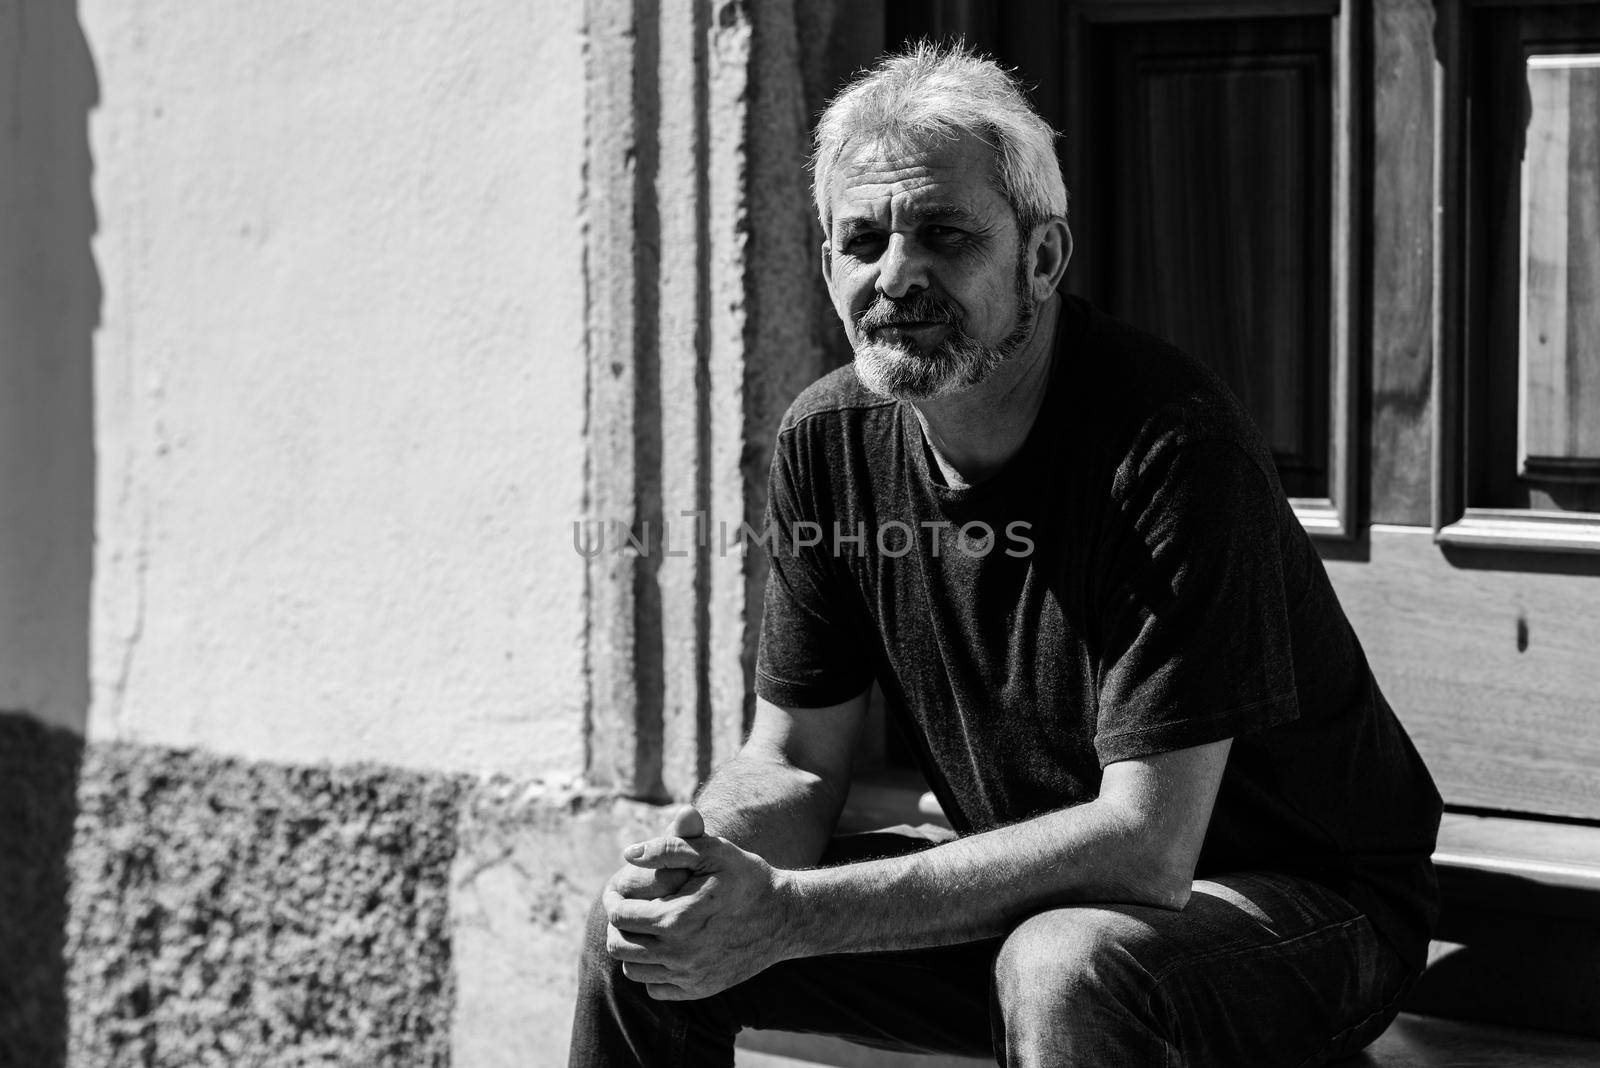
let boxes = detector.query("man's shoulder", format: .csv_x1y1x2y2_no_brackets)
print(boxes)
1070,299,1234,420
777,363,897,439
1065,297,1277,475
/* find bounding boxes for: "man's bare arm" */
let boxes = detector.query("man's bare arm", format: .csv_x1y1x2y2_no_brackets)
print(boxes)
690,690,869,869
776,738,1232,957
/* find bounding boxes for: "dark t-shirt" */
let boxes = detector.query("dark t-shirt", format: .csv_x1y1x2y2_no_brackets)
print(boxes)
754,296,1443,968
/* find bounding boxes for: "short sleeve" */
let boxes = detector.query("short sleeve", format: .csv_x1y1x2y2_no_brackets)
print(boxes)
1093,437,1299,766
754,438,875,708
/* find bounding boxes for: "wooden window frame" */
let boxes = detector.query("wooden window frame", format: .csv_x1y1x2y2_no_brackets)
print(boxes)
1434,0,1600,554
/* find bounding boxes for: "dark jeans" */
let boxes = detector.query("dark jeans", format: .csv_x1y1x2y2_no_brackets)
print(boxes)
569,830,1415,1067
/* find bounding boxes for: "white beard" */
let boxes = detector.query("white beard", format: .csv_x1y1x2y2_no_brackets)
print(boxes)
852,332,1009,401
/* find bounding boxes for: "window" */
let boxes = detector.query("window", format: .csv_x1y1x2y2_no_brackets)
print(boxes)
1438,2,1600,551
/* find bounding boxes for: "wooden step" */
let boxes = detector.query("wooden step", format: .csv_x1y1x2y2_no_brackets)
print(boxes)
1411,812,1600,1038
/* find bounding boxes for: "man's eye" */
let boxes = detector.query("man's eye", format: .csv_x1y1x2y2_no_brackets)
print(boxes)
925,226,966,243
843,233,885,256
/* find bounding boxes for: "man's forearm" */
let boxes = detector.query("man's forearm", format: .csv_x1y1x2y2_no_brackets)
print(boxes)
776,798,1189,958
693,753,844,870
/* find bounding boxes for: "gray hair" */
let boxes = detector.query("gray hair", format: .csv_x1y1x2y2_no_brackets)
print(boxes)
810,41,1069,238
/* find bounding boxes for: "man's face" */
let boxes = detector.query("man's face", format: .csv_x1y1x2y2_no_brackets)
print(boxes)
822,132,1036,400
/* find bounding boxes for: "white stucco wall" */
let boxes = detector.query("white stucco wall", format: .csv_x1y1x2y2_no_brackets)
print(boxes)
81,0,589,776
0,0,96,733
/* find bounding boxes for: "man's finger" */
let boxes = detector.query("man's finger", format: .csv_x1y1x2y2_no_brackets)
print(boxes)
604,924,661,963
622,835,702,870
611,863,691,900
646,983,694,1002
620,960,675,985
602,886,667,931
668,803,705,839
608,895,677,934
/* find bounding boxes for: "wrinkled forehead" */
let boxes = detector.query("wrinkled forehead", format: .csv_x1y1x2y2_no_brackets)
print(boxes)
824,130,1008,230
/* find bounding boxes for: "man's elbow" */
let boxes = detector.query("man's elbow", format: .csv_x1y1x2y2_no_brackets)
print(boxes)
1146,876,1193,911
1137,844,1199,910
1113,828,1199,911
794,764,849,822
1093,799,1203,910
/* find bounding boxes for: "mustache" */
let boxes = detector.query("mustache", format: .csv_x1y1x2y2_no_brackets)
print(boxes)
856,293,962,333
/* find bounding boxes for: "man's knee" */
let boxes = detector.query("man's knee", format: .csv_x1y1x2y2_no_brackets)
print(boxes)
582,889,608,951
578,889,627,990
992,906,1157,1025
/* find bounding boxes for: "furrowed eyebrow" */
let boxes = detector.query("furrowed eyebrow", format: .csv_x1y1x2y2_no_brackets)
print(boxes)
833,217,879,245
910,204,980,226
833,204,981,244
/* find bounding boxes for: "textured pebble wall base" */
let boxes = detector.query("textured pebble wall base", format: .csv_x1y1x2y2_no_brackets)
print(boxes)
63,740,464,1068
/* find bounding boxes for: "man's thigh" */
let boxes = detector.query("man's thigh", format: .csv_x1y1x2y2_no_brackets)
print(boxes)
717,827,996,1058
720,939,998,1058
992,871,1412,1067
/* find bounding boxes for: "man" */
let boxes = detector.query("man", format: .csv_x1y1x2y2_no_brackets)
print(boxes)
571,42,1441,1067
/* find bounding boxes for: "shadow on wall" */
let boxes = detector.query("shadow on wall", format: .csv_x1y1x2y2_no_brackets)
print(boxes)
0,716,84,1067
0,0,100,1063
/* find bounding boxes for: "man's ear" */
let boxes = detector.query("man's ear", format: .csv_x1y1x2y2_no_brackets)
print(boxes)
820,240,833,288
1027,218,1073,300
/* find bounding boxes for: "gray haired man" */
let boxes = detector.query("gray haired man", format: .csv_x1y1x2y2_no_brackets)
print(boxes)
570,43,1440,1067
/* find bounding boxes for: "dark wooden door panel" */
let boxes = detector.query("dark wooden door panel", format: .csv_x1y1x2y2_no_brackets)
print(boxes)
1091,17,1333,496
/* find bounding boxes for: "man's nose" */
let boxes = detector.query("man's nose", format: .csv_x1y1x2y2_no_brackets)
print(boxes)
875,233,930,300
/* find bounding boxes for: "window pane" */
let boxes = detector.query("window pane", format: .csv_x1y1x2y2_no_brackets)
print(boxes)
1520,54,1600,482
1471,6,1600,516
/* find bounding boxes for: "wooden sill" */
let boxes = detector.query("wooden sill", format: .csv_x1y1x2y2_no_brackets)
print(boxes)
1437,509,1600,554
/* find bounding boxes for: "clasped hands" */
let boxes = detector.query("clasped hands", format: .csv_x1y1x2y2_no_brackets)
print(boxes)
602,804,793,1001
